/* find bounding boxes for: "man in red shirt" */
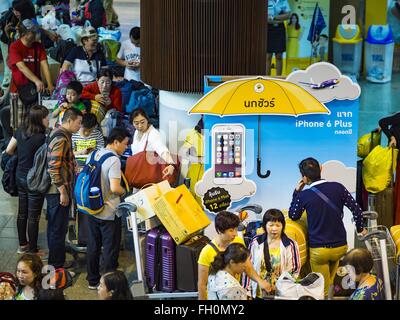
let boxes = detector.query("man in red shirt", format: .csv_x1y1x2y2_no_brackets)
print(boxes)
81,67,122,112
8,18,54,129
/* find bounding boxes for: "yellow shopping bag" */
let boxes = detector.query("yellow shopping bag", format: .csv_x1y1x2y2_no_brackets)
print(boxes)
153,185,211,244
124,180,171,223
362,146,398,193
357,130,381,158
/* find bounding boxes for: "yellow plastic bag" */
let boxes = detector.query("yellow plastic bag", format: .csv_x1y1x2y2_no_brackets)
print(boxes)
357,131,381,158
362,146,398,193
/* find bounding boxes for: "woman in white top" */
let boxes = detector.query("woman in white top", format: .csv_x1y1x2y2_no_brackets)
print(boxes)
130,108,175,179
207,243,249,300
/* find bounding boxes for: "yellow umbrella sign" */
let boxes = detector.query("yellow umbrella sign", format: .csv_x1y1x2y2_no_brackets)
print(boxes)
189,77,330,117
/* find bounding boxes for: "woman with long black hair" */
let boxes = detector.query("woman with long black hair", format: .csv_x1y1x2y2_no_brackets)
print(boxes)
6,105,50,255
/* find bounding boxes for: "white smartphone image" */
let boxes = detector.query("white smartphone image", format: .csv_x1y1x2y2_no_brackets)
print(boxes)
212,124,245,185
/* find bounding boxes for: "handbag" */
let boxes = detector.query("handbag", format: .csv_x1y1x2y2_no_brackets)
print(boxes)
125,135,180,189
276,272,324,300
17,46,39,107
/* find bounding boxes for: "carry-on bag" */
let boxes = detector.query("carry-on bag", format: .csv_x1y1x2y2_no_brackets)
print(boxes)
145,228,161,291
176,234,210,292
160,230,176,293
371,148,397,228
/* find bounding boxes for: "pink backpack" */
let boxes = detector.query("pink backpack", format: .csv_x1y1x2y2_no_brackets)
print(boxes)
52,70,77,104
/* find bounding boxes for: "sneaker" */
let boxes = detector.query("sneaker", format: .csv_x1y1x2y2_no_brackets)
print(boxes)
17,244,29,254
88,284,99,290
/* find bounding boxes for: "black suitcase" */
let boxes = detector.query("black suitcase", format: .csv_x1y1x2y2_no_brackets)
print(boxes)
176,234,210,292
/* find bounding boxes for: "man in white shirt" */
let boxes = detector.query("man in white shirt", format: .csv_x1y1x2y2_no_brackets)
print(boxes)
116,26,141,82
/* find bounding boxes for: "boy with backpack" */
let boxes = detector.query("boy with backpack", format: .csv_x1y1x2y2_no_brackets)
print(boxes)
75,127,130,290
52,80,86,126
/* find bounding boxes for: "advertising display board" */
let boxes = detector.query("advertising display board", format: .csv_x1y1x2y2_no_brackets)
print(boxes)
190,62,361,247
286,0,330,73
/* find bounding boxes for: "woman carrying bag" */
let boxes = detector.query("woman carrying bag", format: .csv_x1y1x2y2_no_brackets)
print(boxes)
125,108,179,189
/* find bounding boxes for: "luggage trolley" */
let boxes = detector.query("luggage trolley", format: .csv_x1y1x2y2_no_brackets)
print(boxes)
117,202,198,300
359,211,397,300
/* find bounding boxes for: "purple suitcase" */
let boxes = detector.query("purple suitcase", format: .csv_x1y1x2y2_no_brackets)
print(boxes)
145,228,161,290
160,230,176,292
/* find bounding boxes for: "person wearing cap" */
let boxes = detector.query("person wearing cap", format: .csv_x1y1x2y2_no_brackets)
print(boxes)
7,18,54,130
61,26,107,86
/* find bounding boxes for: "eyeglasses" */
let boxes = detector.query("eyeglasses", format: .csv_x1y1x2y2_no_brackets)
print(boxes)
87,60,93,73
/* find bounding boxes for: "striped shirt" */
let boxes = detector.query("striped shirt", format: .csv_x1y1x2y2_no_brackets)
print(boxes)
47,127,76,196
72,128,104,154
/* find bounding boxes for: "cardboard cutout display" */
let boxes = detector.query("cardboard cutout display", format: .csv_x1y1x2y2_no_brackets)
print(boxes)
189,62,361,247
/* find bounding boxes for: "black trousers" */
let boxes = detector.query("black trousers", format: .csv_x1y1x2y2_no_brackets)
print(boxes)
86,215,121,286
16,174,45,252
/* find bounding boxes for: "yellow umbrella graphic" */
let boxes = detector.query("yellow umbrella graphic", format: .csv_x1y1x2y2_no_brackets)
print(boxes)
189,77,331,178
189,77,330,116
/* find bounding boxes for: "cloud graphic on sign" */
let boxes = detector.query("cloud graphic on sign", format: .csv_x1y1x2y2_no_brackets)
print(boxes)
286,62,361,103
321,160,356,193
195,168,256,203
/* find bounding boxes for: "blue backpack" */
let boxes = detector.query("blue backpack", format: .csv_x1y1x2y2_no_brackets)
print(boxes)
74,151,116,215
126,88,156,116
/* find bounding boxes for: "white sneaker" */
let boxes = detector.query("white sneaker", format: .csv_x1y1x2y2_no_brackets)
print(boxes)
88,284,99,290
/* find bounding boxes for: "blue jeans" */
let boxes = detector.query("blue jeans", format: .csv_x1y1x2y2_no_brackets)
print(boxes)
46,193,70,269
86,215,121,286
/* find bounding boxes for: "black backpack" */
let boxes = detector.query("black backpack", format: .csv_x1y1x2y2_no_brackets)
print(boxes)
27,131,66,194
2,153,18,197
49,39,76,64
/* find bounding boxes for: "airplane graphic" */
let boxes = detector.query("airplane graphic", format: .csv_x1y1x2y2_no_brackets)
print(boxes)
299,78,340,90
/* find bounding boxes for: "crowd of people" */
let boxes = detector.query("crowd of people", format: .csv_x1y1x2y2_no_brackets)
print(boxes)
0,0,179,300
0,0,390,302
198,158,383,300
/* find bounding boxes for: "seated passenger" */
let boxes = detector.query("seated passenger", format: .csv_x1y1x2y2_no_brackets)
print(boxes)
197,211,269,300
343,248,384,300
52,80,86,126
61,26,107,86
14,254,43,300
81,67,122,112
207,243,249,300
247,209,301,298
97,271,133,300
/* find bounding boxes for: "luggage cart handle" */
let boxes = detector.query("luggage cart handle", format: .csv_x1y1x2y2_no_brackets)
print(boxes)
362,211,378,220
359,230,387,241
237,204,263,214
